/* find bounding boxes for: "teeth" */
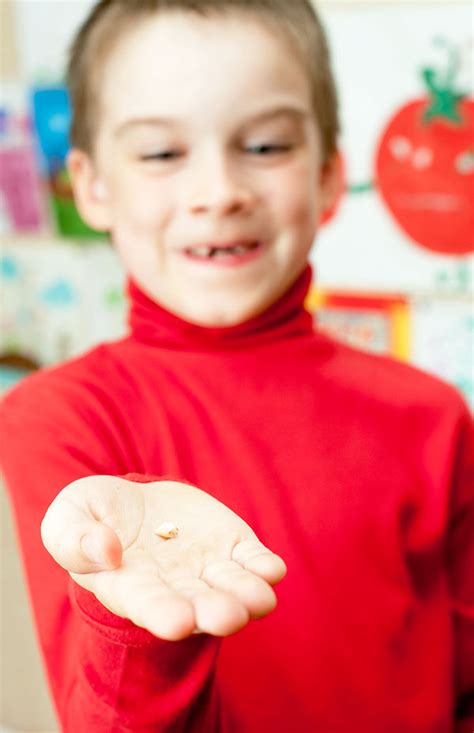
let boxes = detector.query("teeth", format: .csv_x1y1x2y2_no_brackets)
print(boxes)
213,248,235,257
187,243,258,258
212,246,250,257
189,246,213,257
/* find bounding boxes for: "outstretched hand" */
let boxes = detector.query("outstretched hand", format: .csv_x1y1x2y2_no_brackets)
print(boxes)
41,476,287,640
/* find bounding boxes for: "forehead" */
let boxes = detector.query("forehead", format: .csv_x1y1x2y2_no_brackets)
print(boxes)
98,12,312,131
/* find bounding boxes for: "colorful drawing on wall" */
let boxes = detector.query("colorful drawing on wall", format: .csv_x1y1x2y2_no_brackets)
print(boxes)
31,86,102,239
0,110,45,233
375,39,474,256
306,289,410,360
411,296,474,409
40,279,78,307
0,254,20,280
434,261,472,294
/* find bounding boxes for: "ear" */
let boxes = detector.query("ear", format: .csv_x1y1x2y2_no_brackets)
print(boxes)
67,149,112,232
318,150,343,216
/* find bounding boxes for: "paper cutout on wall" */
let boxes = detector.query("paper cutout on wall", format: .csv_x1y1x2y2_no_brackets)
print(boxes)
31,86,102,238
411,296,473,408
306,289,410,360
0,111,45,233
375,39,473,256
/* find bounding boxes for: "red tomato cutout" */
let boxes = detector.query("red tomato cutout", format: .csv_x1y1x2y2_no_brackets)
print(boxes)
376,95,474,255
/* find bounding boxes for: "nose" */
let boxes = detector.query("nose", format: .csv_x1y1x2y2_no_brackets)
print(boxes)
188,151,256,217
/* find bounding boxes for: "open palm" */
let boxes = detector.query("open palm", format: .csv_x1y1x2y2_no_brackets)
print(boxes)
41,476,287,640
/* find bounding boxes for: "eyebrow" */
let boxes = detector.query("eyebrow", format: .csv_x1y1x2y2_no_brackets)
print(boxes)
114,106,310,138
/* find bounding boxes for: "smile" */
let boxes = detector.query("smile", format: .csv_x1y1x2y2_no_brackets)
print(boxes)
392,192,464,212
183,241,264,266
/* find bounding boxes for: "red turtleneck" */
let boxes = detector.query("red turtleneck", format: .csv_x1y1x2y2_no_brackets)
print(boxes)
0,267,473,733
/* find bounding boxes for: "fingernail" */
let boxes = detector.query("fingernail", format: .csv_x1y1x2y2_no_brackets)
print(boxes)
81,534,107,566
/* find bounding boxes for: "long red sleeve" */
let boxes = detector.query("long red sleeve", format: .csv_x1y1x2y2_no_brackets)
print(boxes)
446,410,474,733
0,381,220,731
1,266,473,732
68,577,220,732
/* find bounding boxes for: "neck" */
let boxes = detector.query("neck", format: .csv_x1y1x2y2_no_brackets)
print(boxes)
127,265,315,350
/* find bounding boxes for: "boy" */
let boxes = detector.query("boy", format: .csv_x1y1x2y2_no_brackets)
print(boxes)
0,1,473,731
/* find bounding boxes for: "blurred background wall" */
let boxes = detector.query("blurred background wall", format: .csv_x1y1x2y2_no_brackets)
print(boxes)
0,1,473,731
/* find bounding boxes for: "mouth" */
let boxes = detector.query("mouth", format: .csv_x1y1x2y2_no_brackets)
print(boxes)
393,192,464,212
183,240,263,262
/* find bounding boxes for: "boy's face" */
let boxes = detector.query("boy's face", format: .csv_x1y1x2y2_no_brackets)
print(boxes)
70,12,338,326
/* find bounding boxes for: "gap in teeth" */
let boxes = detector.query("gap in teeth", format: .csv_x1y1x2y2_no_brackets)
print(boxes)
189,243,258,258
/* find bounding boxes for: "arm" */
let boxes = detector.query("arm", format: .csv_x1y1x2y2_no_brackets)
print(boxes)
447,405,474,733
41,472,284,732
0,375,285,732
65,479,222,733
0,379,221,732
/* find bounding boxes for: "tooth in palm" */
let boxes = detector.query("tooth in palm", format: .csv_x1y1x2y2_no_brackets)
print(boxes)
155,521,179,539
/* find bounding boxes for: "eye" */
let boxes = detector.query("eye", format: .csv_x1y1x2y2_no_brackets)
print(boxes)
455,149,474,174
389,136,412,161
139,150,182,162
245,143,292,156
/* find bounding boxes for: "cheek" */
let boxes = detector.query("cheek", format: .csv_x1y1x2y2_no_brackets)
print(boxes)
107,170,174,234
263,164,319,230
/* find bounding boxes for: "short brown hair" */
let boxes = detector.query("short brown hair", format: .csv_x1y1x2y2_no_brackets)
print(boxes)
67,0,340,161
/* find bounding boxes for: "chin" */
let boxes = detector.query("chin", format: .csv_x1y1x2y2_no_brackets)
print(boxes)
188,308,247,328
183,298,262,328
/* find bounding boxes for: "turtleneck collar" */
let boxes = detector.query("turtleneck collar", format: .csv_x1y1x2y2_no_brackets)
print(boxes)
127,265,315,350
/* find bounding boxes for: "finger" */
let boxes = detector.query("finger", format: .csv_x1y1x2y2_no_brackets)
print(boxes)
231,539,287,584
127,591,196,641
41,475,145,573
61,475,145,550
165,575,249,636
201,559,276,619
82,561,197,641
41,496,122,573
193,589,249,635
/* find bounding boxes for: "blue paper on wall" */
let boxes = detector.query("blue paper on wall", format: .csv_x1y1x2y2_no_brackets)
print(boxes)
30,85,102,238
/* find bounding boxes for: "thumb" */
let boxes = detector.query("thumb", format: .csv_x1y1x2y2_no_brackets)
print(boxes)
41,493,123,574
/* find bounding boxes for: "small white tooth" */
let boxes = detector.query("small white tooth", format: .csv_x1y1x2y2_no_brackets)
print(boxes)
189,243,256,258
190,246,213,257
213,245,251,257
